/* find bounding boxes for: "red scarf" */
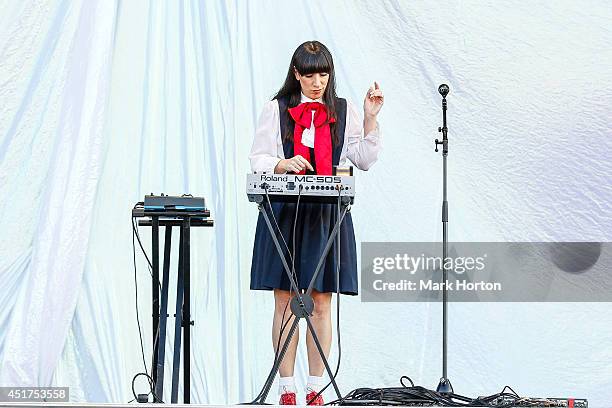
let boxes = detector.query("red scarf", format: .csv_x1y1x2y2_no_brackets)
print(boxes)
288,102,335,175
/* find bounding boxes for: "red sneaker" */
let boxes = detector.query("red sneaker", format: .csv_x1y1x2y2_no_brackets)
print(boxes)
306,391,324,406
279,391,296,405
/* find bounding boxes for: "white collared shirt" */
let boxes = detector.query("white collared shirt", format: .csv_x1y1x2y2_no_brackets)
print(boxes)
249,93,382,173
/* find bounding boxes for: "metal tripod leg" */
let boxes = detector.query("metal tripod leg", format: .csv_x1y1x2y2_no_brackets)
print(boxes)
182,218,191,403
258,202,302,295
170,229,185,403
253,197,349,403
155,226,173,401
151,216,160,383
255,316,301,403
253,201,304,404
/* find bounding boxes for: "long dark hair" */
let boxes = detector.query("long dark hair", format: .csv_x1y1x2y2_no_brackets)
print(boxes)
274,41,339,144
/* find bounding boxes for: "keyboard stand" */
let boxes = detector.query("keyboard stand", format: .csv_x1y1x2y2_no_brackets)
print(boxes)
249,194,351,404
132,209,213,404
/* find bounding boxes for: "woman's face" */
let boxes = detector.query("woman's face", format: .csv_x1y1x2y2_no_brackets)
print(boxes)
294,69,329,100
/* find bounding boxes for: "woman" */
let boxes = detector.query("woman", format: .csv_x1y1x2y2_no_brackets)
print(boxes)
249,40,384,405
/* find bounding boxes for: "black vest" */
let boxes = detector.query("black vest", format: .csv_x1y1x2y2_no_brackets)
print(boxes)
277,96,347,170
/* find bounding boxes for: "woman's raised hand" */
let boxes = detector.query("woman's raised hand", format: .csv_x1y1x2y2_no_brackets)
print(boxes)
364,81,384,118
275,155,314,174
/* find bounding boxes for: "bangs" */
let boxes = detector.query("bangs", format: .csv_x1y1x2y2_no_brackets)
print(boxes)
294,50,332,75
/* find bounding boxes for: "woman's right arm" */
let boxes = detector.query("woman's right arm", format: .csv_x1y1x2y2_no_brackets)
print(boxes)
249,100,313,174
249,100,283,174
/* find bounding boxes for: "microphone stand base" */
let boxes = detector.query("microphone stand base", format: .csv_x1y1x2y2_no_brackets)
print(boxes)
436,377,454,394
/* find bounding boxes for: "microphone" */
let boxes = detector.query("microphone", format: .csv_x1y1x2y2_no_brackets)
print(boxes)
438,84,449,98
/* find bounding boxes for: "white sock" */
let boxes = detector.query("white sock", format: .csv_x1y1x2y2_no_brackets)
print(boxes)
279,376,296,394
306,375,325,393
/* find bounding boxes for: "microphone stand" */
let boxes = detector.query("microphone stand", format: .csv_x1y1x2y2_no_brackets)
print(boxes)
434,84,453,394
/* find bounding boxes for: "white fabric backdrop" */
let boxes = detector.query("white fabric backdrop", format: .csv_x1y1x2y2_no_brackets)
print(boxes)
1,0,611,406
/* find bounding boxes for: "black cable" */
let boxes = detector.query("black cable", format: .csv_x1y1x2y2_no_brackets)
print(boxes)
249,301,292,404
131,216,163,387
131,216,162,291
325,376,535,407
132,203,153,269
273,301,294,363
130,215,164,403
290,184,302,290
272,185,302,374
500,385,519,397
133,220,153,270
399,376,414,388
132,217,161,366
131,215,164,376
273,184,302,363
130,372,161,404
264,187,293,262
267,186,301,360
132,221,150,374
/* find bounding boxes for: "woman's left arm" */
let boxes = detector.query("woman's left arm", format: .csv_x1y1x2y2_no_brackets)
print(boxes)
346,82,384,170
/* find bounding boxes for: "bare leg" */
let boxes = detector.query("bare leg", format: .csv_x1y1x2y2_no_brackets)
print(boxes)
273,289,299,377
306,290,332,376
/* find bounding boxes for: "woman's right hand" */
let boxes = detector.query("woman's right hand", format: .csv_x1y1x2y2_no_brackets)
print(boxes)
275,155,314,174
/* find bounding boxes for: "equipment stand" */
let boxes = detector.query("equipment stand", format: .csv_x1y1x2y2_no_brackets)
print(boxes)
133,210,213,403
434,84,453,394
250,194,351,404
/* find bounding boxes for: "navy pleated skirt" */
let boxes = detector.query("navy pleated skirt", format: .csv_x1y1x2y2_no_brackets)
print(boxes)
250,201,358,295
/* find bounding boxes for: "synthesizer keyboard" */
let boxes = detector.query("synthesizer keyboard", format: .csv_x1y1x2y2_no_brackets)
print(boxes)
246,173,355,204
144,194,207,212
